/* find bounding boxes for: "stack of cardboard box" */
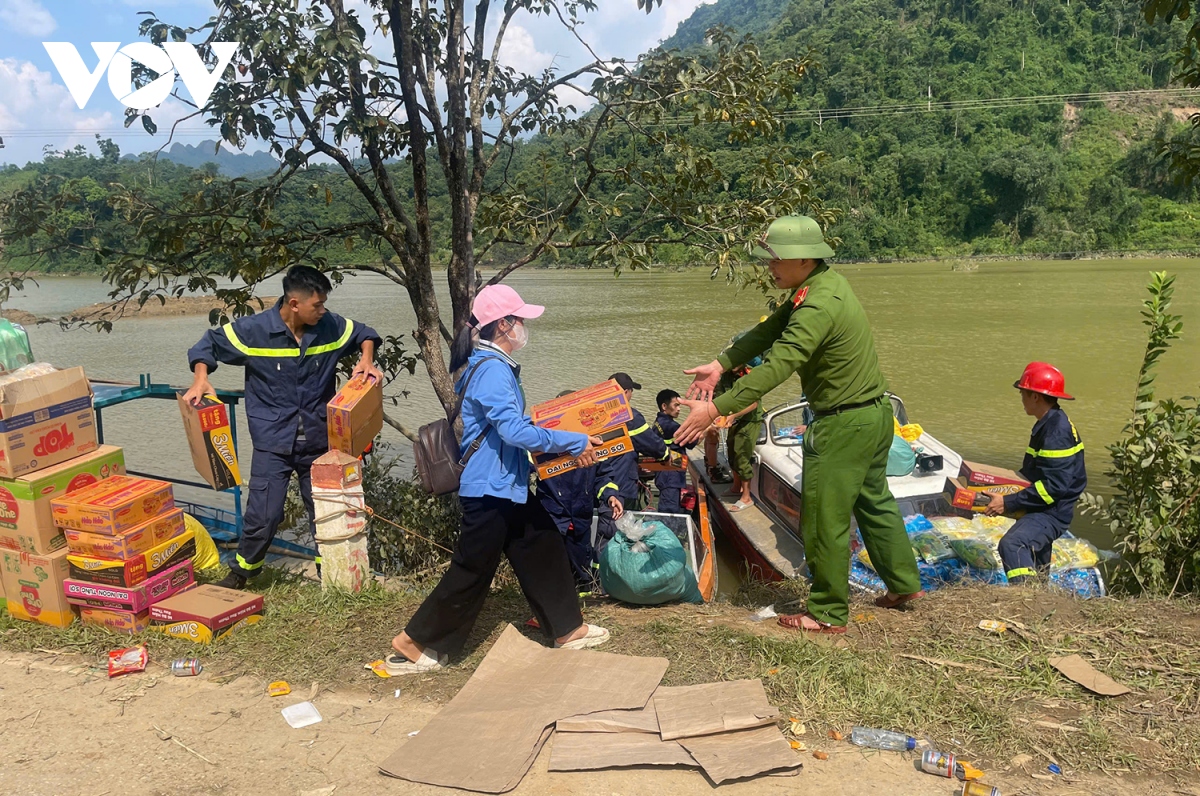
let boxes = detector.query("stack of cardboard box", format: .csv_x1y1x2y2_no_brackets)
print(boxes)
54,475,198,633
0,366,112,628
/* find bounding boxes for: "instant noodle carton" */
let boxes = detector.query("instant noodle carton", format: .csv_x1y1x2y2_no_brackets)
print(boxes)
0,366,98,478
327,376,383,456
1,547,76,627
178,393,241,491
66,551,147,587
79,606,150,634
0,445,125,555
150,584,263,644
144,526,196,577
530,380,634,480
64,559,194,613
64,507,185,559
50,475,174,535
960,460,1031,489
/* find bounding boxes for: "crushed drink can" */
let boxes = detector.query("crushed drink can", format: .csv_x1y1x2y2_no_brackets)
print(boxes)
170,658,202,677
921,750,956,777
961,783,1001,796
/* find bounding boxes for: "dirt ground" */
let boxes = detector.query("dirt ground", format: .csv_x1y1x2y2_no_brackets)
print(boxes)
1,648,1195,796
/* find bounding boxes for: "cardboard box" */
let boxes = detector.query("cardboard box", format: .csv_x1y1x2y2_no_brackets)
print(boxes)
178,393,241,491
79,606,150,634
65,559,194,613
67,551,147,587
144,526,196,577
50,475,174,535
64,507,184,559
311,449,363,490
530,380,634,480
0,366,98,478
1,547,76,627
960,460,1031,488
0,445,126,555
327,376,382,456
150,584,263,644
945,476,1007,512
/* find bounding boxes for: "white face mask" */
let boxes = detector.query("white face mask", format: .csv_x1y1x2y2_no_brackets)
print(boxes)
505,321,528,352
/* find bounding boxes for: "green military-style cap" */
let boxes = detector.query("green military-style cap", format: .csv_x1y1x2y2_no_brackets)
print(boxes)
751,215,836,260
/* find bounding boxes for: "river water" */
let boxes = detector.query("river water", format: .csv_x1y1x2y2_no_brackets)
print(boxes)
12,260,1200,549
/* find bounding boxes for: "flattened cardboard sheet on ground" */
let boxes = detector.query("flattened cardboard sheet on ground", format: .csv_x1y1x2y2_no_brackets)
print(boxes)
378,625,668,793
548,732,697,771
678,725,803,784
653,679,780,741
1048,654,1132,697
556,706,661,734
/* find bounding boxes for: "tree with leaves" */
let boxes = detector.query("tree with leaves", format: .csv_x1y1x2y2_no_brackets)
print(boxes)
0,0,828,418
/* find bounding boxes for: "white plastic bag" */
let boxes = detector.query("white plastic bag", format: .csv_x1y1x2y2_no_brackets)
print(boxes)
615,513,652,553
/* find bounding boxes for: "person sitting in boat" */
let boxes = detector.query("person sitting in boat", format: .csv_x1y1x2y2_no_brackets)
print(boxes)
595,373,668,553
674,215,924,634
539,390,623,593
652,389,694,515
183,265,383,590
713,332,764,513
984,362,1087,585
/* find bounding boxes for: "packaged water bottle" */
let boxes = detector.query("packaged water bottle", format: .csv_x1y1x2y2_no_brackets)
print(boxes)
850,726,918,751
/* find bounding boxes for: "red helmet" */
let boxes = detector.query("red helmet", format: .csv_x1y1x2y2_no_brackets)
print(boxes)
1014,362,1074,400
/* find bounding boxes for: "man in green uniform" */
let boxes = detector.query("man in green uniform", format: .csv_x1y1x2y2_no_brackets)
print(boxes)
675,215,923,633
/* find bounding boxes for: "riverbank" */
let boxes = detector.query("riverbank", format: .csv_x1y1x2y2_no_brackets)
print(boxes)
2,566,1197,787
1,294,279,325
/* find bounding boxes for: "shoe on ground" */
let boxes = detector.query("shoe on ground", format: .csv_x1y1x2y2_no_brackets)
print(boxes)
214,571,247,591
384,649,448,675
554,624,610,650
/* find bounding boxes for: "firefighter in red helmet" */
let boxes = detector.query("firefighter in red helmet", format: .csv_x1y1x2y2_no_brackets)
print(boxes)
984,362,1087,584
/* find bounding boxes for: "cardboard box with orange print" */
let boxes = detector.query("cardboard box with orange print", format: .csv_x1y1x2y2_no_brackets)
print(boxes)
178,394,241,491
0,445,126,555
50,475,175,535
80,606,150,634
64,507,185,559
1,547,76,628
327,376,383,456
530,380,634,480
960,460,1031,489
0,366,98,478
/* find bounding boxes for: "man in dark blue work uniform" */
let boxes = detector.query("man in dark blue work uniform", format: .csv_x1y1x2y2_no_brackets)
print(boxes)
652,389,693,515
595,373,667,553
539,391,625,591
183,266,383,590
985,362,1087,585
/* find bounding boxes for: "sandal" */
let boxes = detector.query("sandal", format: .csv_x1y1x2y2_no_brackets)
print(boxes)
383,648,447,675
777,612,847,634
554,623,611,650
874,590,926,610
728,499,754,513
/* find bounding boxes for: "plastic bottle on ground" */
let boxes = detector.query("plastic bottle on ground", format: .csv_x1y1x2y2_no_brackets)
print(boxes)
850,726,919,751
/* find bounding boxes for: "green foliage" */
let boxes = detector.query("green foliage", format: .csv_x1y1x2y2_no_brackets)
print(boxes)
1081,271,1200,596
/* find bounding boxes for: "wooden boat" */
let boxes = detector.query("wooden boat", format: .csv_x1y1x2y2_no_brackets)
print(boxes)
696,393,1107,598
631,456,718,602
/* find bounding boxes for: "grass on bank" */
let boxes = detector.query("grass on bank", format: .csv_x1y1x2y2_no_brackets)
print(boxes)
2,567,1198,775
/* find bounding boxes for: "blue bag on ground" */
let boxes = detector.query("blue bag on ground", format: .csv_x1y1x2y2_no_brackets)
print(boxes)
886,435,916,476
600,517,703,605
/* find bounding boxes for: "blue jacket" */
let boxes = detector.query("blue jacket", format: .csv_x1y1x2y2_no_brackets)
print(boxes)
457,344,588,504
1004,406,1087,523
187,300,381,455
598,407,667,504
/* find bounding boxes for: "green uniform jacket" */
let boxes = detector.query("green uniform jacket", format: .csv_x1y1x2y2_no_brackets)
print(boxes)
712,264,888,416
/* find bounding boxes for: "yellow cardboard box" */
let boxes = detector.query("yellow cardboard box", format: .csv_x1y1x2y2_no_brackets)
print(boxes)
327,377,382,456
530,380,634,480
178,394,241,491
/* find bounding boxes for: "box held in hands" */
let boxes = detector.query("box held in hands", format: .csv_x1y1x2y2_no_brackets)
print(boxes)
178,393,241,491
0,445,126,555
960,460,1031,488
327,376,383,456
0,366,98,478
530,380,634,480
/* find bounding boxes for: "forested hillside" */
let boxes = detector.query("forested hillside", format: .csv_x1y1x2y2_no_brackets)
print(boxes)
3,0,1200,272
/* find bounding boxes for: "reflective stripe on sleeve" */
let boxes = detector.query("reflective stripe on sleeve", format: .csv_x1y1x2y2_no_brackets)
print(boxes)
1035,481,1055,504
628,423,650,437
222,319,355,358
1026,442,1085,458
307,320,355,355
597,481,619,499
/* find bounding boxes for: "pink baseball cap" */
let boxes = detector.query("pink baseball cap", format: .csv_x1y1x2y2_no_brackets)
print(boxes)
472,284,544,327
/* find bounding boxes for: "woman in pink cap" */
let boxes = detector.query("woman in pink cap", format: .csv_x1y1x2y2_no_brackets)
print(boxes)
387,284,610,673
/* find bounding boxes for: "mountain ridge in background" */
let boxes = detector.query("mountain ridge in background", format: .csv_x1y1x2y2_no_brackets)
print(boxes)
124,141,280,178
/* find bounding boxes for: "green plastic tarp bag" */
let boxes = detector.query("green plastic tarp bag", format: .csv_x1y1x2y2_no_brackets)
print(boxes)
887,434,916,477
599,519,703,606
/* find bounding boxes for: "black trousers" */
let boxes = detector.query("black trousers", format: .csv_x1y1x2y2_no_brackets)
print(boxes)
404,493,584,656
233,448,320,577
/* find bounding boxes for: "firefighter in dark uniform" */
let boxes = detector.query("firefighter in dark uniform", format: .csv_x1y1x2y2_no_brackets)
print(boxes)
984,362,1087,584
539,391,624,591
652,389,693,515
595,373,667,553
183,266,383,590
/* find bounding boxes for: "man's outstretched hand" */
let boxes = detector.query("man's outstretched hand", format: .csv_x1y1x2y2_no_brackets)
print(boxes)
684,360,723,402
674,399,719,447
